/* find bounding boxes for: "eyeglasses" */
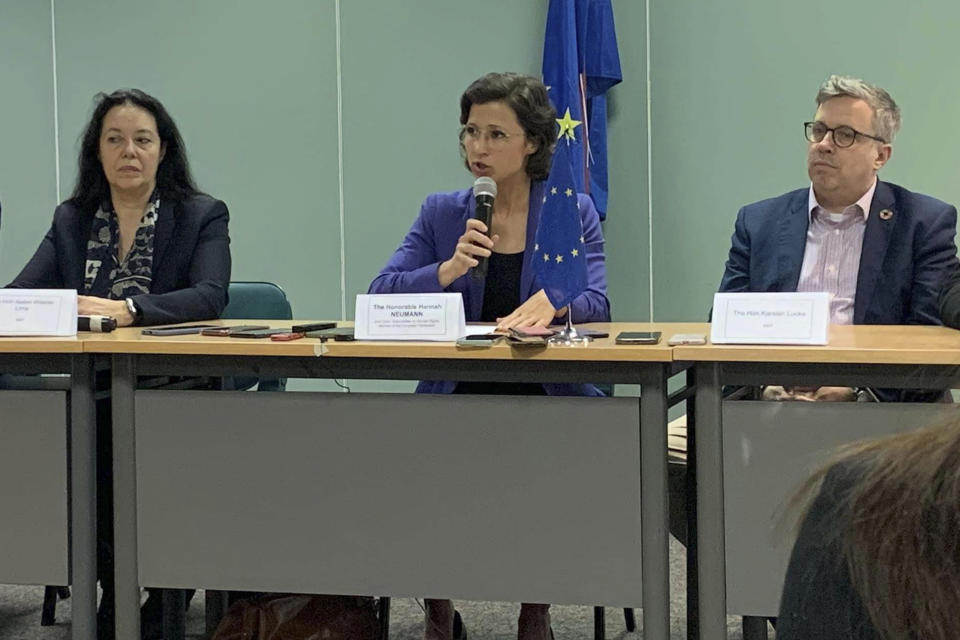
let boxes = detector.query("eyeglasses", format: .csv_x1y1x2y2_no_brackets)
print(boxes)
804,121,886,148
459,124,525,148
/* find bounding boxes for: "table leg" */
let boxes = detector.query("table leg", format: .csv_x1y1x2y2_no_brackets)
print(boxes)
695,362,726,640
71,355,97,640
112,354,140,639
639,365,670,639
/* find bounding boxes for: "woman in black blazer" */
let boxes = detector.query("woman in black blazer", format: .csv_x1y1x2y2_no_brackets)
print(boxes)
8,89,230,326
8,88,231,640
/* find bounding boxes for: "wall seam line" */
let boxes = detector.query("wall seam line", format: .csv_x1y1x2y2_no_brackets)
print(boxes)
335,0,347,321
645,0,653,322
50,0,61,204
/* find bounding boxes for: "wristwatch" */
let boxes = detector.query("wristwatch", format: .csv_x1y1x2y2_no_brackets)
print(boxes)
125,297,143,324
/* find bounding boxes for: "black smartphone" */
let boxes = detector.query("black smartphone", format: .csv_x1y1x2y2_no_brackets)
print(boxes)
615,331,662,345
230,328,288,339
290,321,336,333
304,327,355,341
142,324,219,336
578,329,610,339
200,325,270,337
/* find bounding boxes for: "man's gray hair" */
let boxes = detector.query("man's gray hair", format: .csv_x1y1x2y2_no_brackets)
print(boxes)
816,75,901,143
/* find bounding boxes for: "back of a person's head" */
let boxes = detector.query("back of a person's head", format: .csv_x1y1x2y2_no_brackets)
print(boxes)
793,420,960,640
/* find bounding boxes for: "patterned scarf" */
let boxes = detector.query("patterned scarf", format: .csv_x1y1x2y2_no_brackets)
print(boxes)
83,192,159,299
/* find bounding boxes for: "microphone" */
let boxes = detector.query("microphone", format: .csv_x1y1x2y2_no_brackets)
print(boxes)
471,177,497,279
77,315,117,333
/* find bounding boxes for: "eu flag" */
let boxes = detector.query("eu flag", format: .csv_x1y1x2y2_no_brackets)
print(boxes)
535,138,588,310
542,0,621,219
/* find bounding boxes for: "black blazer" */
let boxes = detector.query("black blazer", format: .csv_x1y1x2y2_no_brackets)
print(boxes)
7,194,231,325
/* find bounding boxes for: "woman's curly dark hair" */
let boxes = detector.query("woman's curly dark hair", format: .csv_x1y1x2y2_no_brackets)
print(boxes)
459,72,558,181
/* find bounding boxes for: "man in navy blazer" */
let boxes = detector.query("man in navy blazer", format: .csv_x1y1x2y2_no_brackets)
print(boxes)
718,75,958,402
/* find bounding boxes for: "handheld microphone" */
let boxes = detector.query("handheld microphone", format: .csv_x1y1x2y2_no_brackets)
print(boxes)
471,176,497,279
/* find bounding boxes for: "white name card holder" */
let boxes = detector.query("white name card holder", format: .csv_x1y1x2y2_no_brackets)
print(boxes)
0,289,78,337
711,292,831,345
355,293,466,341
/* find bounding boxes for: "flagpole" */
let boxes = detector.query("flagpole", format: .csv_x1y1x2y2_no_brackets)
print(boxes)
548,306,589,346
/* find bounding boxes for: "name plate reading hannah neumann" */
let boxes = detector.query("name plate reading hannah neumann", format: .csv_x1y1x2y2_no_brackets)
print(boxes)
355,293,466,341
0,289,78,337
711,292,831,345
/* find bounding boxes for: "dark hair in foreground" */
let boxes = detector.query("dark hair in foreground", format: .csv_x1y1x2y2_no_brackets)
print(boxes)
789,419,960,640
69,89,199,210
459,72,557,181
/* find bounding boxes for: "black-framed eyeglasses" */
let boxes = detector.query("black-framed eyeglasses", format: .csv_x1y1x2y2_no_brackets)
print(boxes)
804,121,886,148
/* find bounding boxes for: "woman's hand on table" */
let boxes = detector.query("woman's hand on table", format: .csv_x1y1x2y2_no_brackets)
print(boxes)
78,295,134,327
496,289,564,330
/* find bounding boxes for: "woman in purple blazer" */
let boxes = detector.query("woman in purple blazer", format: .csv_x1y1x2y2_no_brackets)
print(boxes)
369,73,610,640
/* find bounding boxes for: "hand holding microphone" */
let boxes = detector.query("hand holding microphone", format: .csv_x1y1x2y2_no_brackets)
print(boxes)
437,178,499,287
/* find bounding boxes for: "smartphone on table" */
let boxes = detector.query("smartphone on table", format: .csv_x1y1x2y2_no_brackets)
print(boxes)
200,325,269,337
229,328,291,339
141,324,219,336
615,331,662,345
667,333,707,345
456,334,505,348
290,322,336,333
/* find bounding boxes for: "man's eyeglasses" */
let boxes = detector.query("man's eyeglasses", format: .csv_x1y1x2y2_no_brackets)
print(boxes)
460,124,524,148
804,121,886,148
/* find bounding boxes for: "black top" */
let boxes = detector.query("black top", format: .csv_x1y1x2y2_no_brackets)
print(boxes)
479,251,525,322
455,251,545,396
777,463,877,640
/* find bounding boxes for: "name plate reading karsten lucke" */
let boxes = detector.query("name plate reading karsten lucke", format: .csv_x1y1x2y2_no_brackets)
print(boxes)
0,289,78,337
355,293,466,341
711,292,831,345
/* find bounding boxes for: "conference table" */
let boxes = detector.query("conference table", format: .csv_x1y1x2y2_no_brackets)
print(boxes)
0,337,96,640
676,323,960,640
83,321,704,640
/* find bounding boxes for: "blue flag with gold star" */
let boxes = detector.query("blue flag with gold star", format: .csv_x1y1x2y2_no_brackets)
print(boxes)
535,138,587,310
542,0,621,219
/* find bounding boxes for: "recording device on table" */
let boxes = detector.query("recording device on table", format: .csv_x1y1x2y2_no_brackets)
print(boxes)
304,327,355,341
78,315,117,332
471,176,497,279
615,331,662,345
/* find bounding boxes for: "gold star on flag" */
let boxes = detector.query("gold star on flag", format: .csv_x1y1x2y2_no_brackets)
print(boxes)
550,186,557,195
543,253,550,262
555,254,563,263
565,188,573,197
556,108,582,141
571,248,579,257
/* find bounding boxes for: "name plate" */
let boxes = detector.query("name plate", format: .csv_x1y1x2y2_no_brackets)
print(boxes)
0,289,78,337
711,292,830,345
355,293,465,341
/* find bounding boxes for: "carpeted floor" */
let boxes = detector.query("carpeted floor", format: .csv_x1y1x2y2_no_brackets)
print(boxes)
0,539,766,639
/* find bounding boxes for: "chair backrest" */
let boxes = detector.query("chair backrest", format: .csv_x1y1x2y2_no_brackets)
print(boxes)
221,282,293,392
222,281,293,320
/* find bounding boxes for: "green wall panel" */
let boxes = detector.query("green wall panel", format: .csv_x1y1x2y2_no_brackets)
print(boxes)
0,2,58,284
53,0,342,319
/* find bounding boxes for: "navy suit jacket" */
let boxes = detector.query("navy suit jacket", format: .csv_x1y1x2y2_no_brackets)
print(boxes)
719,181,958,326
7,194,231,325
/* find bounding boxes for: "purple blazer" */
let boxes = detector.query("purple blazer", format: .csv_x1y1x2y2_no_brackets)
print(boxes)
369,181,610,396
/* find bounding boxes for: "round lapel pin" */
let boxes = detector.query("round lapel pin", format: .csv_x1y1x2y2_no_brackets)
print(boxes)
879,209,893,220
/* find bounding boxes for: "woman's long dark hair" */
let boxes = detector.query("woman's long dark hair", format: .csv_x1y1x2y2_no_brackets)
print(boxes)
69,89,199,210
790,419,960,640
